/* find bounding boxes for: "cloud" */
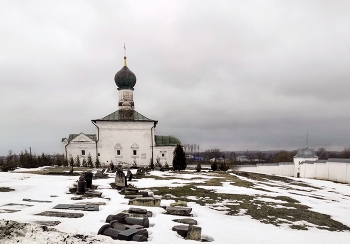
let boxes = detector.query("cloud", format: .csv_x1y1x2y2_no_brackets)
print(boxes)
1,0,350,155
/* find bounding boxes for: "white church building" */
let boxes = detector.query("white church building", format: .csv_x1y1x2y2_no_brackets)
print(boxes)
62,55,181,166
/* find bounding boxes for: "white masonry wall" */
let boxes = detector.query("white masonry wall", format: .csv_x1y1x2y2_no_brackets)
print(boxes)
63,137,96,162
315,162,328,180
293,157,318,177
154,146,176,166
95,121,155,166
328,162,347,183
237,162,294,177
279,162,294,176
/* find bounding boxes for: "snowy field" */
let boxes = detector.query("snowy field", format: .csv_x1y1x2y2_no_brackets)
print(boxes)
0,168,350,243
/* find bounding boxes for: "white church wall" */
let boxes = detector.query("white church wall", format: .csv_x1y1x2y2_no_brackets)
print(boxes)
95,121,154,166
65,142,96,162
154,146,176,166
63,134,97,163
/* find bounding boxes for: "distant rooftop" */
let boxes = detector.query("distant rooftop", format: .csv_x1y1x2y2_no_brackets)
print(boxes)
294,146,318,158
155,135,181,146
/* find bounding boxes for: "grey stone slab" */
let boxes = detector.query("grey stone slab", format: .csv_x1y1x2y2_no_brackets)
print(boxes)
173,218,198,225
118,228,140,241
166,206,192,216
129,207,148,214
35,221,61,226
110,221,127,231
121,210,153,218
124,224,144,230
36,211,84,218
23,198,52,203
53,204,99,211
124,195,143,199
0,209,20,213
53,204,71,209
129,197,161,207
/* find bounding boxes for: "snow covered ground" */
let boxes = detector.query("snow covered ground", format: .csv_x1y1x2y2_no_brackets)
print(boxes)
0,169,349,243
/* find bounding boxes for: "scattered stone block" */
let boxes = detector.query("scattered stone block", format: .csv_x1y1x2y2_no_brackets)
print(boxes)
69,187,77,193
166,206,192,216
125,217,149,228
36,211,84,218
110,221,127,231
172,225,189,238
35,221,61,226
173,218,198,225
124,195,143,199
129,197,161,207
71,196,83,200
129,208,148,214
95,171,103,178
53,204,99,211
118,228,141,241
23,199,52,203
139,191,149,197
106,213,126,223
125,187,139,193
187,225,202,241
98,224,148,242
83,190,102,198
0,209,20,213
121,210,153,218
170,200,188,207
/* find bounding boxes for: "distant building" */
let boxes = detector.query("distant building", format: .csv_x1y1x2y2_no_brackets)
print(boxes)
237,144,350,184
62,54,180,166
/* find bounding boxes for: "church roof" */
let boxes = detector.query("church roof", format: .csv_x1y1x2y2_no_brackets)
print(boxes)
294,146,318,158
155,135,181,146
92,110,157,123
62,133,97,142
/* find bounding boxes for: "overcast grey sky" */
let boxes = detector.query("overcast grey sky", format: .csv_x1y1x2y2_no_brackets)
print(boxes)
1,0,350,156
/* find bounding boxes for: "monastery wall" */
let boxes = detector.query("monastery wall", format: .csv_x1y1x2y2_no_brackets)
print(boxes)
315,162,328,180
238,159,350,184
328,162,347,182
237,162,294,177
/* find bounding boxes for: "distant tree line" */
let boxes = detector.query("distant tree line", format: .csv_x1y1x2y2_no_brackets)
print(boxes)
193,147,349,165
0,150,100,172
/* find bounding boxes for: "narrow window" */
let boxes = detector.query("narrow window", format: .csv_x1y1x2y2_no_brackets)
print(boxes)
98,153,100,156
117,150,121,155
81,150,85,156
133,150,137,156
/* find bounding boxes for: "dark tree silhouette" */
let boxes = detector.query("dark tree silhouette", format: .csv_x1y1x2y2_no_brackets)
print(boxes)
172,144,187,171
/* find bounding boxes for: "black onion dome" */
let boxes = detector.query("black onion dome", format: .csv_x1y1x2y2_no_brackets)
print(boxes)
114,64,137,90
